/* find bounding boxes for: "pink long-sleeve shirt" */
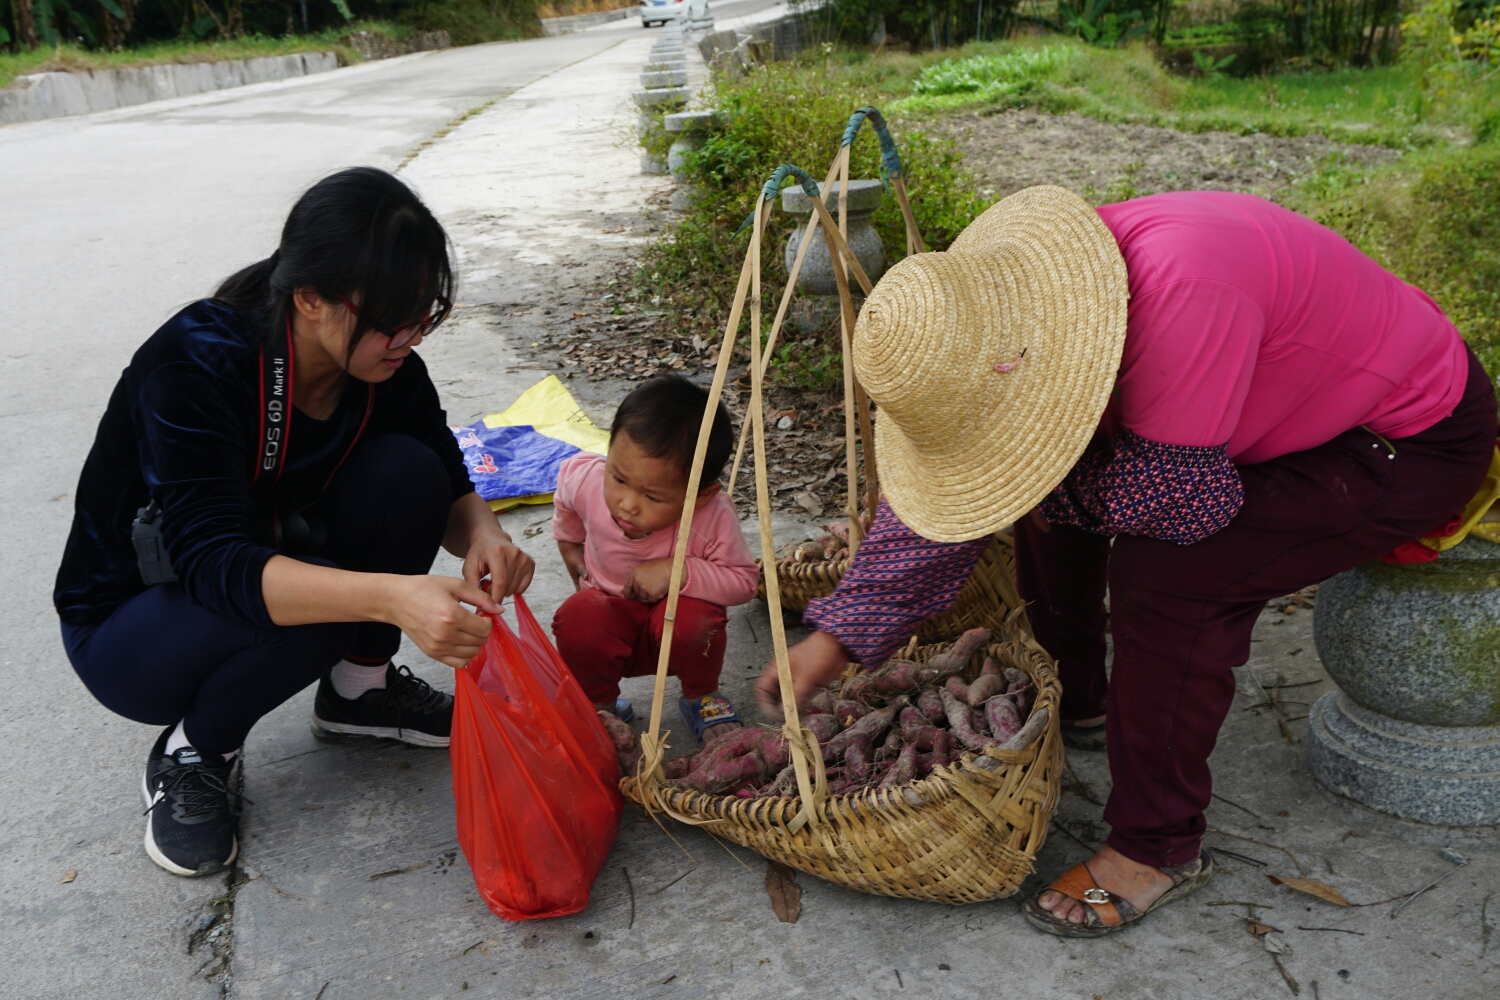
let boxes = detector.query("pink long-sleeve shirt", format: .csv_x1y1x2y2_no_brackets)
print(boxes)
550,453,759,607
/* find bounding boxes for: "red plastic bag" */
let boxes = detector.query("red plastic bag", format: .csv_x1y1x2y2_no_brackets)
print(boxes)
451,594,623,920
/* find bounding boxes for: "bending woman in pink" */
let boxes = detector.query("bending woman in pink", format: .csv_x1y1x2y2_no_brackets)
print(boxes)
756,186,1493,936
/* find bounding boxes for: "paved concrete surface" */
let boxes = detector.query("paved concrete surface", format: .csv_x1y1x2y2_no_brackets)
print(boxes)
3,4,1496,998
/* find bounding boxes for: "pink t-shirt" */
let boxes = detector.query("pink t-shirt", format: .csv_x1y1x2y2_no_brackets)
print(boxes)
550,452,759,607
1095,192,1468,465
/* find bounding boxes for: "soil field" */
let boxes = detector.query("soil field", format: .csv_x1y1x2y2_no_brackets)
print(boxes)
949,109,1402,204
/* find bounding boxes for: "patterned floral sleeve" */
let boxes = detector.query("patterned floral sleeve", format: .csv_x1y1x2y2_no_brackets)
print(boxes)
802,500,990,668
1040,429,1244,545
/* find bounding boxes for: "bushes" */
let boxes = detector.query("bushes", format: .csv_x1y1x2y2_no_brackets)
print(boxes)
1305,145,1500,376
0,0,541,52
636,54,991,389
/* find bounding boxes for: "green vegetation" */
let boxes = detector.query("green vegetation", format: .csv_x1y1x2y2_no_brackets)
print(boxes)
0,0,541,57
643,4,1500,386
637,55,991,389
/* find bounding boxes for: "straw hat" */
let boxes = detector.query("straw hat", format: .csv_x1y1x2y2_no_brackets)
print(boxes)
853,185,1129,542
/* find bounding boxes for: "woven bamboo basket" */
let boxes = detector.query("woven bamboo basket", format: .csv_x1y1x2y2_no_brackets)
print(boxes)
758,531,1025,645
622,622,1064,904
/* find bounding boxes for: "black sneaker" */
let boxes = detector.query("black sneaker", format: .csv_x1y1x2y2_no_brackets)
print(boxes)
140,726,239,877
310,664,453,748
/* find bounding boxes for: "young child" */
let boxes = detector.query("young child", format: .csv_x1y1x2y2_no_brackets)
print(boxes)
550,375,758,746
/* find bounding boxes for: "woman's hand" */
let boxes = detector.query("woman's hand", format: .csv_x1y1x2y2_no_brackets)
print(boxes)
463,524,535,602
755,630,850,721
386,575,502,668
622,558,672,603
446,492,534,601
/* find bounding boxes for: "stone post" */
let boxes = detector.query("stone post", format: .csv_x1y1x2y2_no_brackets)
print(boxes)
780,179,886,335
1309,537,1500,826
664,110,719,211
684,0,715,32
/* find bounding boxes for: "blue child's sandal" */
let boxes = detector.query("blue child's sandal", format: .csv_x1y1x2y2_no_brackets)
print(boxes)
614,697,635,724
678,693,741,744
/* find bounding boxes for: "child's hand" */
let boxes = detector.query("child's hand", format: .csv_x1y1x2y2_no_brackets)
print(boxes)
622,558,672,603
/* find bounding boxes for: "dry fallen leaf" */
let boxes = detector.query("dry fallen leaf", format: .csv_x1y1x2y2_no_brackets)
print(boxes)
765,861,801,923
61,869,77,883
1267,874,1351,906
1245,920,1278,936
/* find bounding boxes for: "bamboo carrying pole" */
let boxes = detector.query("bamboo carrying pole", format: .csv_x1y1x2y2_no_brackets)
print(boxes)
637,194,826,833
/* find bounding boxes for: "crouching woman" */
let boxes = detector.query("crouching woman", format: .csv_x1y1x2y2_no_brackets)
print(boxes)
53,168,534,877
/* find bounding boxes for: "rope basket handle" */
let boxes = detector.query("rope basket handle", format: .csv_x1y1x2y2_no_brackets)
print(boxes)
842,106,927,258
636,191,828,834
726,155,878,552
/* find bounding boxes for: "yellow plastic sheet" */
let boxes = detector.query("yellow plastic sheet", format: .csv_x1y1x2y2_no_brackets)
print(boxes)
482,375,610,455
1422,446,1500,551
478,376,609,512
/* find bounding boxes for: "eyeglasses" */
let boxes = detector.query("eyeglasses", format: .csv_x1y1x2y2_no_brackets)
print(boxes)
338,295,444,350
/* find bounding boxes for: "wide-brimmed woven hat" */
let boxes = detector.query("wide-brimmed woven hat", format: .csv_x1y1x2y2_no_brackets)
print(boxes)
853,185,1129,542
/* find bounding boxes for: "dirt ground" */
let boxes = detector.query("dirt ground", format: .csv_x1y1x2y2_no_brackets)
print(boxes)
950,109,1402,204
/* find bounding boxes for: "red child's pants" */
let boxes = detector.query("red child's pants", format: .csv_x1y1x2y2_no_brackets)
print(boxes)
551,588,728,705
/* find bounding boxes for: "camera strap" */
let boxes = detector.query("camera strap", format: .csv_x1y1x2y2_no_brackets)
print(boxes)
253,318,374,490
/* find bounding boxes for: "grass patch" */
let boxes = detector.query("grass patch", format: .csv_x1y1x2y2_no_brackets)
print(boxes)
1288,144,1500,375
0,30,377,92
890,36,1497,148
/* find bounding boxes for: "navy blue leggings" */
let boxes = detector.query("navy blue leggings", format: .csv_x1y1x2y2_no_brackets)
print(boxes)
62,435,452,754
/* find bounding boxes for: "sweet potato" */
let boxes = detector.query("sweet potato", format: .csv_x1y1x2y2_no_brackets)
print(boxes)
1006,675,1035,716
833,699,867,727
943,675,969,701
916,689,946,724
844,733,876,784
965,660,1007,707
806,690,835,716
922,628,992,677
762,764,798,797
822,698,904,759
899,708,942,751
803,712,839,745
984,695,1023,742
662,756,693,780
597,711,642,775
942,688,999,752
667,751,767,794
878,744,920,788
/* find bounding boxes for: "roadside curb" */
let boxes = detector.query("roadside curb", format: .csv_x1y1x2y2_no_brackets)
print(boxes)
0,51,340,126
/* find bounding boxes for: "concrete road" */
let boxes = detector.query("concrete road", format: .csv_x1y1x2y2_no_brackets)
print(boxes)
0,8,778,999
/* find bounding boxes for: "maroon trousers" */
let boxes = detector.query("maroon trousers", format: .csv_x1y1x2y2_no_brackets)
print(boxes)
552,588,729,705
1015,349,1496,868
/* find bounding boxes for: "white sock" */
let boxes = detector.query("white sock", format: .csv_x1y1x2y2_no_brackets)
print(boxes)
330,659,390,700
165,720,238,762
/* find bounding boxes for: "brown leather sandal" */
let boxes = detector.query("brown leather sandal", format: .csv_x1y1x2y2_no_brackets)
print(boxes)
1022,849,1215,937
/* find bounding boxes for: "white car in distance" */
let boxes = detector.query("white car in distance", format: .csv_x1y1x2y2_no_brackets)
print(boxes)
641,0,685,27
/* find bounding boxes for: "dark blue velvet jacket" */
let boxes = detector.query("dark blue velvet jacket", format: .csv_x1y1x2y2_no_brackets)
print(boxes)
54,300,473,628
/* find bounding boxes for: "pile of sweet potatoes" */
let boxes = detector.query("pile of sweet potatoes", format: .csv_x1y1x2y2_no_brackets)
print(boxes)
601,628,1036,798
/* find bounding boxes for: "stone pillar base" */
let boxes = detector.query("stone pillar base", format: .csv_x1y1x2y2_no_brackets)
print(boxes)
1308,691,1500,826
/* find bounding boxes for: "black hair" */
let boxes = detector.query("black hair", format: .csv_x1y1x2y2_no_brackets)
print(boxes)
213,167,453,354
610,375,733,488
